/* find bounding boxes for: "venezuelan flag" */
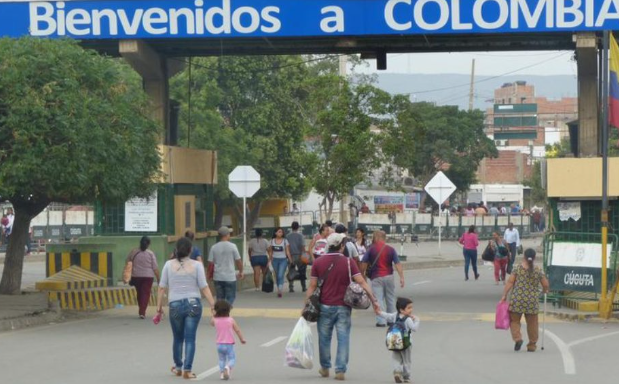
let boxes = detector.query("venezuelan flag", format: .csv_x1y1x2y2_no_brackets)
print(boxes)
610,34,619,129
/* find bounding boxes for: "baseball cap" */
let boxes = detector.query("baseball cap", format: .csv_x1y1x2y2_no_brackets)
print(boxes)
326,233,346,248
218,226,232,236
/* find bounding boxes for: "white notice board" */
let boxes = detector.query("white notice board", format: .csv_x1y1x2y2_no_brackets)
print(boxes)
124,191,158,232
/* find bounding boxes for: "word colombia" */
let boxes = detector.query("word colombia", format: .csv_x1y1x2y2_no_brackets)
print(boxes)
25,0,619,38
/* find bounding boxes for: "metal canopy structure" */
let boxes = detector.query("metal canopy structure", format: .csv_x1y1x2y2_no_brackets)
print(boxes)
82,32,578,57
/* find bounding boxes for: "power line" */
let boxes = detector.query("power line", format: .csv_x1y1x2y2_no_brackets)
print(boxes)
397,52,570,96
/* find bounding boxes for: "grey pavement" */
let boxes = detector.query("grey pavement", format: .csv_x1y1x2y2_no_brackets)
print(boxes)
1,266,619,384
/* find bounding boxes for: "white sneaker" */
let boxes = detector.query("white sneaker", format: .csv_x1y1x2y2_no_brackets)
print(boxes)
223,366,230,380
220,372,225,380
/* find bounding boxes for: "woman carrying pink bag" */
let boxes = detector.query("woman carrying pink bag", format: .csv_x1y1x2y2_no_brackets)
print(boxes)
500,249,549,352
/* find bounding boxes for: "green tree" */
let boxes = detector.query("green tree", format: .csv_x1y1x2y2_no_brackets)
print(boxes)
383,102,498,208
523,161,547,206
170,56,314,229
304,74,391,218
0,38,160,294
545,137,572,158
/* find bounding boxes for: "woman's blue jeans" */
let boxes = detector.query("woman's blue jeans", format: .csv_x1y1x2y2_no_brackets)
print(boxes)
271,257,288,291
463,248,478,279
169,298,203,371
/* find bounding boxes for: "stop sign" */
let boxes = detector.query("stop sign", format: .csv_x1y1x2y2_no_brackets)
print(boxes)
228,166,261,198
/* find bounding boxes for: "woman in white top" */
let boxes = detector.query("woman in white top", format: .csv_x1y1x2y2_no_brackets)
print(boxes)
267,227,292,298
355,227,367,258
156,237,216,379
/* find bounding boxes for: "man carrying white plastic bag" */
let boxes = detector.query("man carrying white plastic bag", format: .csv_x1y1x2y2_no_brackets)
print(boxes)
285,317,314,369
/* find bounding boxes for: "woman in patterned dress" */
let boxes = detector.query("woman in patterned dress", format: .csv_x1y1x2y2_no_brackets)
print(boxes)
500,248,549,352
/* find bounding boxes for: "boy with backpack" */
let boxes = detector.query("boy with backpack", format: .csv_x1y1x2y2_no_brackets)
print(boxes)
379,297,420,383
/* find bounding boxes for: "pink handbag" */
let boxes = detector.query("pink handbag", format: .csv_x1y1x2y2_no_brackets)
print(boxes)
153,312,163,325
495,301,510,330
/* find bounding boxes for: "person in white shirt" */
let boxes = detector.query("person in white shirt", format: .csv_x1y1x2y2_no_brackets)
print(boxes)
504,222,520,273
6,208,14,234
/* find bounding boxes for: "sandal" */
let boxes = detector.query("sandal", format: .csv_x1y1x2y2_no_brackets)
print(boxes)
183,371,197,379
171,367,182,377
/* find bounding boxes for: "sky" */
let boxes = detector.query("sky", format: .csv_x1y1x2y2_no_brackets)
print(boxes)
353,50,577,77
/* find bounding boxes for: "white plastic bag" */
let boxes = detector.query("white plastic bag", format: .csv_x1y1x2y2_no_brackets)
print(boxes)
284,317,314,369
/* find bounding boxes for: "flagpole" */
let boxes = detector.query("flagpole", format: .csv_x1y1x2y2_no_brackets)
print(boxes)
600,30,610,318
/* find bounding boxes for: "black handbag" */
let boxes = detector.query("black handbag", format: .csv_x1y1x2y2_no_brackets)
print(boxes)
302,262,335,322
287,264,301,281
481,245,495,262
262,269,274,293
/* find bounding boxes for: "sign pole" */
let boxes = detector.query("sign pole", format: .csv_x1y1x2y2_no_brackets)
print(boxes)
438,213,442,256
243,196,247,263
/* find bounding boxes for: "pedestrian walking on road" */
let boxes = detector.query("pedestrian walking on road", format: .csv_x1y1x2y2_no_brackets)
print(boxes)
185,230,203,262
127,236,160,319
287,222,308,293
210,300,246,380
309,224,329,260
335,224,359,262
248,228,269,291
208,227,244,306
500,249,549,352
379,297,420,383
354,228,367,257
504,222,520,274
360,231,405,327
268,227,292,298
306,233,380,381
157,237,216,379
489,232,510,285
459,225,480,281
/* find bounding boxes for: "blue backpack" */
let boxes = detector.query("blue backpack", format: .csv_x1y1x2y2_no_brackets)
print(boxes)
385,317,411,351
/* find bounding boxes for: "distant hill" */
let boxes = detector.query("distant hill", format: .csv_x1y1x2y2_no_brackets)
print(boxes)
374,73,577,111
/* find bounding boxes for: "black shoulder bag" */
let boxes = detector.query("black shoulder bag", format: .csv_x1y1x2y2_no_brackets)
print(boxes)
302,261,335,322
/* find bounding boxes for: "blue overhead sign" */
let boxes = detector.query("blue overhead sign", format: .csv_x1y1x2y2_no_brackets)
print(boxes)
1,0,619,40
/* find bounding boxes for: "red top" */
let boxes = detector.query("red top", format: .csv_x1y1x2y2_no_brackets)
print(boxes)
311,254,360,306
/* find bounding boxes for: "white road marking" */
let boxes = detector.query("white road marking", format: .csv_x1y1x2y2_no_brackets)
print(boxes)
542,329,576,375
193,366,220,380
261,336,288,347
413,281,431,286
568,331,619,348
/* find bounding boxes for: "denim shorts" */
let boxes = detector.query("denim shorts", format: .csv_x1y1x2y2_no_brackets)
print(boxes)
250,255,268,268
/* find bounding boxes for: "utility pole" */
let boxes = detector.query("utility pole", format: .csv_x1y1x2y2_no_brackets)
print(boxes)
338,54,348,225
600,30,611,319
468,59,476,112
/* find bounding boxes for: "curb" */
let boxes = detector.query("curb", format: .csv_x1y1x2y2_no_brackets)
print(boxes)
0,308,63,332
547,310,619,323
402,260,466,270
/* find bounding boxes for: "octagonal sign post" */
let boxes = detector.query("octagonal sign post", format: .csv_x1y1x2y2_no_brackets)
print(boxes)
424,171,456,255
229,166,261,262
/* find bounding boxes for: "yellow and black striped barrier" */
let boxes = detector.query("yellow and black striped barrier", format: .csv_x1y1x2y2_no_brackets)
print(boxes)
46,251,113,284
49,287,136,311
35,265,107,291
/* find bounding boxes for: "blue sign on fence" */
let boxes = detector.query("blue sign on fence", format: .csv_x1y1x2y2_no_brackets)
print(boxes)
1,0,619,40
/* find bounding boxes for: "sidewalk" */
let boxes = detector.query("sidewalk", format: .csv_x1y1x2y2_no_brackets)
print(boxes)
0,292,62,332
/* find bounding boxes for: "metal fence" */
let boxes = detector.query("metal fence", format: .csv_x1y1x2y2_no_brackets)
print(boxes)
0,203,94,252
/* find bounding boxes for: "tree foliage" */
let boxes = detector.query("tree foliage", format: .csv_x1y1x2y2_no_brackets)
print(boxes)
303,73,391,218
382,101,498,206
0,38,161,294
170,56,314,228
